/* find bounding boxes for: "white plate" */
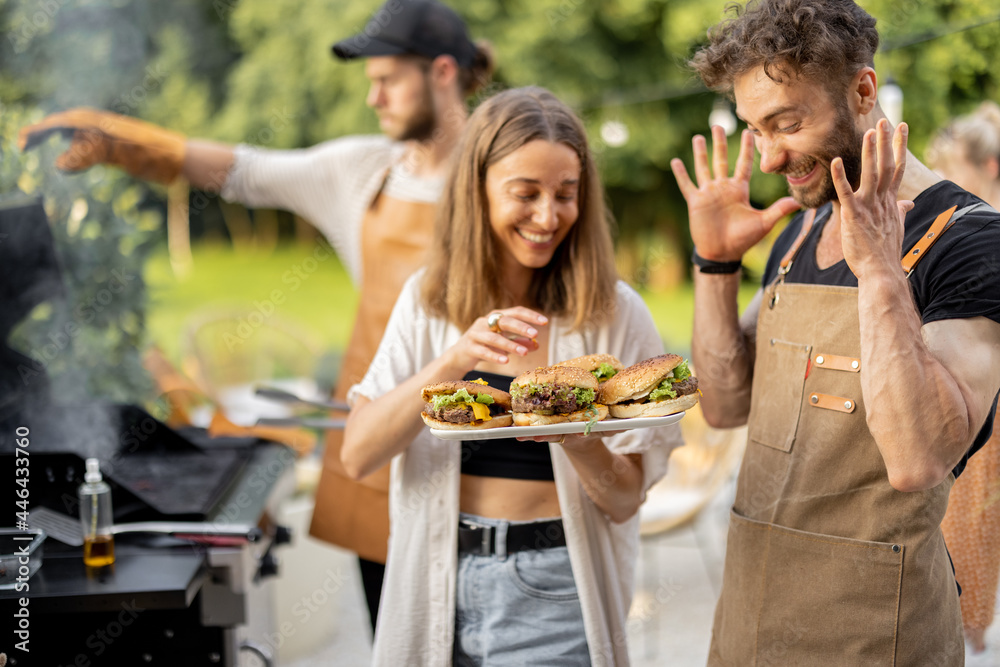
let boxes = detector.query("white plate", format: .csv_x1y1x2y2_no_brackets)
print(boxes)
429,412,685,441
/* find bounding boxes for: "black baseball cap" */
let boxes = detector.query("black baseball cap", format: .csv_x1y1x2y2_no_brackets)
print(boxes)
332,0,475,68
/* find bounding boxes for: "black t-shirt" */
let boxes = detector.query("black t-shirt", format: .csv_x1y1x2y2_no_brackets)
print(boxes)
459,371,555,481
761,180,1000,478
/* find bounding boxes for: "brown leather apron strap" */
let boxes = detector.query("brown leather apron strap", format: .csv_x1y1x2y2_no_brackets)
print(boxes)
777,208,818,278
812,352,860,373
900,202,991,276
901,205,957,276
776,202,981,282
370,166,392,201
808,392,857,413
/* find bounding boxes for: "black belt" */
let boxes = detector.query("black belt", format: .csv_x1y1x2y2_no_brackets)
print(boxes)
458,518,566,556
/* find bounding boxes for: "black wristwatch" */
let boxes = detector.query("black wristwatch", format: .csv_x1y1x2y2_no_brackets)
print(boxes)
692,249,743,274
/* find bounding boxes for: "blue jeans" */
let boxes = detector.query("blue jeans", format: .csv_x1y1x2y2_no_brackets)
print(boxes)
453,513,591,666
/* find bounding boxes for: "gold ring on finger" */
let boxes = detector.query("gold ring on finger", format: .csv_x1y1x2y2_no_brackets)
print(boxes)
487,311,503,334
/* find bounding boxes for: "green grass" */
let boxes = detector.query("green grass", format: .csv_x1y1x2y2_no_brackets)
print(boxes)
144,243,760,366
144,243,359,366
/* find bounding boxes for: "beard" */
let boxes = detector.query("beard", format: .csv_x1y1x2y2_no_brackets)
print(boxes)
389,78,437,142
782,105,865,209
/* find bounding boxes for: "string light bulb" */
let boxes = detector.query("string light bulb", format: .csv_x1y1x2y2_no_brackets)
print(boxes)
600,120,629,147
708,97,737,136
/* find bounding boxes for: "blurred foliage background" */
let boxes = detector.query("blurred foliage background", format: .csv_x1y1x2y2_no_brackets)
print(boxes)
1,0,999,402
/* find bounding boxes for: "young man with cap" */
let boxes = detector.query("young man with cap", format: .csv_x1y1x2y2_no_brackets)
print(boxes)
671,0,1000,664
20,0,494,633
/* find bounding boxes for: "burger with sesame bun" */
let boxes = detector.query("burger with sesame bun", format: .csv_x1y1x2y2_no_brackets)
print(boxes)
598,354,699,418
420,380,513,430
509,365,609,426
554,353,624,384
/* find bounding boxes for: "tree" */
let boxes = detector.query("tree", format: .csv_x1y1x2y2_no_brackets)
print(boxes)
3,0,998,381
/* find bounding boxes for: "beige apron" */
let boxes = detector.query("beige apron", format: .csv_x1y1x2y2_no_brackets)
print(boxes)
709,206,968,666
308,172,436,563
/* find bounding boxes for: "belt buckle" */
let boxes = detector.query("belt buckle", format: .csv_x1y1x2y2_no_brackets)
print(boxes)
460,520,495,555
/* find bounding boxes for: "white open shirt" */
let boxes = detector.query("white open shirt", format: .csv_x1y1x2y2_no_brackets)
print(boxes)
351,272,684,666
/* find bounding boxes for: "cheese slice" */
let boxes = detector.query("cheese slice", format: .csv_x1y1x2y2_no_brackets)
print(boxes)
471,402,491,421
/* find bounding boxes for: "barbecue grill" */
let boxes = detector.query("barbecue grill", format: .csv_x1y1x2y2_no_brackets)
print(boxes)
0,195,294,666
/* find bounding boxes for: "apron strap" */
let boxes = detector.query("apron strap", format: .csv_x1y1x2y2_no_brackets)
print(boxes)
901,202,987,276
774,201,987,282
367,165,393,210
777,208,818,278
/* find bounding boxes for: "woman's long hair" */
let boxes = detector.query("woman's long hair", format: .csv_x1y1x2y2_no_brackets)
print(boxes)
421,86,618,331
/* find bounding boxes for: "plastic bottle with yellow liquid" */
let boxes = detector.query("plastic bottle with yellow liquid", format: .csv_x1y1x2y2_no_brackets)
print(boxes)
79,458,115,567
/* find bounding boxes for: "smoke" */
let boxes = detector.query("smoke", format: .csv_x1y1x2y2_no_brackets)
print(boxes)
0,0,200,456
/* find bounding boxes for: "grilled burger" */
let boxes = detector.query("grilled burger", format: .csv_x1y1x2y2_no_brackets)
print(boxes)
598,354,699,418
421,380,513,430
510,366,609,426
554,353,624,384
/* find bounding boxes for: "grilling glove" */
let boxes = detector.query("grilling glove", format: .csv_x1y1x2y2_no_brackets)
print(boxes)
19,107,186,184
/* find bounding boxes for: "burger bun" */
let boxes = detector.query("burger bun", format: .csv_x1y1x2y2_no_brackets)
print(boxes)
554,354,624,378
421,412,514,430
511,365,598,392
599,354,686,404
607,393,698,419
421,380,511,407
512,403,608,426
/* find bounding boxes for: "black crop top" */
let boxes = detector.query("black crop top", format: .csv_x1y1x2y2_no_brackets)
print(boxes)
460,371,555,482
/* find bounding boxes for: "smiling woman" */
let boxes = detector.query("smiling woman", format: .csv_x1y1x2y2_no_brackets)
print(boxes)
421,86,619,333
486,139,580,273
341,86,683,667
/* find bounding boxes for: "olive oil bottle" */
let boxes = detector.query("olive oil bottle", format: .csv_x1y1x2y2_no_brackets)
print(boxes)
78,458,115,567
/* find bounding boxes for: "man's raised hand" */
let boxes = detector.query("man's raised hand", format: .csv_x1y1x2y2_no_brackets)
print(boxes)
670,125,799,263
832,118,913,280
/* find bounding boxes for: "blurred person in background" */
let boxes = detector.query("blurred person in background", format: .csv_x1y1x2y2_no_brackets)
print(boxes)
672,0,1000,663
19,0,494,634
342,87,683,667
927,101,1000,665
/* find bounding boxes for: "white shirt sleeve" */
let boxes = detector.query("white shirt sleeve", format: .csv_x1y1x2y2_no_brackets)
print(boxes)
220,136,396,284
221,136,392,214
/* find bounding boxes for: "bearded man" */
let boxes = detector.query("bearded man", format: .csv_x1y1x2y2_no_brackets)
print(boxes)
671,1,1000,664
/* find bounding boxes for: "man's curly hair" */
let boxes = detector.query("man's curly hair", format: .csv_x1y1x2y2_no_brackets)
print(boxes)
691,0,879,97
